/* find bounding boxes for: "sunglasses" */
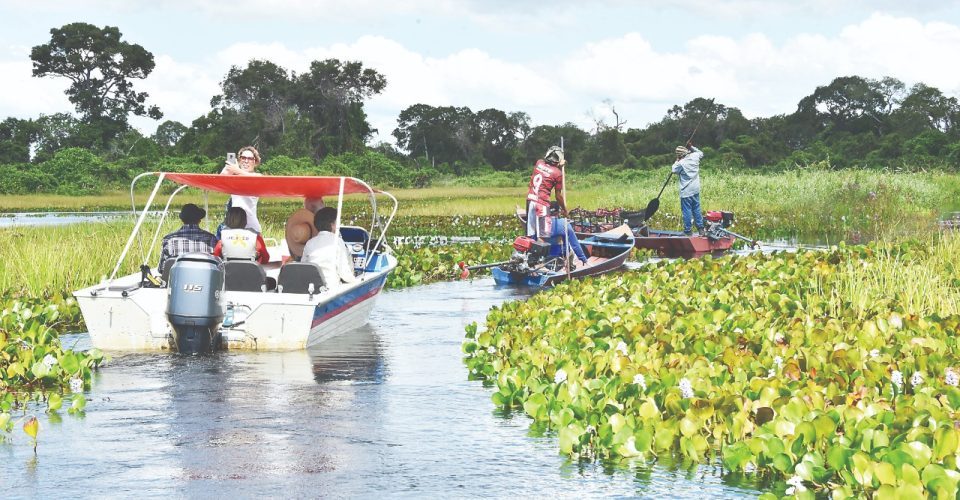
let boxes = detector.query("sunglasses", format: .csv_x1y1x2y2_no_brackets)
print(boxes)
239,155,256,161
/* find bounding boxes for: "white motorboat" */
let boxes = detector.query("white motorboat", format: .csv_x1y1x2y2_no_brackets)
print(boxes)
73,173,398,352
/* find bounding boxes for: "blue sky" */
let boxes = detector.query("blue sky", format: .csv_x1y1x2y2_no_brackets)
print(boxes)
2,1,959,145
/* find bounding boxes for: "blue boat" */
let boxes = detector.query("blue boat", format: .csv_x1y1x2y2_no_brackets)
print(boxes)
491,224,634,286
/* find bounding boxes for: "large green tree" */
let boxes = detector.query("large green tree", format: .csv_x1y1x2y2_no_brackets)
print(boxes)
30,22,162,147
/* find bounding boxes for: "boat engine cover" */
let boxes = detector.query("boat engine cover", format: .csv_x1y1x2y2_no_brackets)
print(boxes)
513,236,536,253
166,253,225,353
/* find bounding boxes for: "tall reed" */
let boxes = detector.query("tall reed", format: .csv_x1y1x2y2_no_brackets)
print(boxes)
824,232,960,318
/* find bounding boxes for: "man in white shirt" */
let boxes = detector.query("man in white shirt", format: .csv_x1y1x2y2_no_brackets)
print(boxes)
301,207,359,289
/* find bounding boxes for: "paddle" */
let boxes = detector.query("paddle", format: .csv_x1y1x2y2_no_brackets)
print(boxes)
643,171,673,221
642,114,707,222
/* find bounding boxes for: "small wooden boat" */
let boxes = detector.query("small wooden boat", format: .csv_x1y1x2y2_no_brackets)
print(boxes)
630,227,734,257
490,224,634,286
516,207,752,258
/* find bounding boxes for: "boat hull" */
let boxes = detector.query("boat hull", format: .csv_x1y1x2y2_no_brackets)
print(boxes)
633,229,734,257
74,255,397,351
492,225,633,287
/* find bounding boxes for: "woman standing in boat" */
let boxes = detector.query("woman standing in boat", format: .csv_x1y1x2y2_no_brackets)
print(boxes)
221,146,263,234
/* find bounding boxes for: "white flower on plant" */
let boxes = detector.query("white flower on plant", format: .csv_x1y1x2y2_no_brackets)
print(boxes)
947,369,959,387
679,378,694,399
773,356,783,369
586,425,596,434
633,373,647,391
42,354,57,368
891,370,904,390
911,371,923,388
870,349,880,359
554,369,567,384
610,315,621,323
615,341,628,355
487,346,496,354
774,333,785,344
890,314,903,329
734,328,743,334
69,377,83,393
767,369,776,379
785,475,806,494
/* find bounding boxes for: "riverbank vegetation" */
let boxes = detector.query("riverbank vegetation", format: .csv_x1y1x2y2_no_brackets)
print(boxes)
2,167,959,244
464,234,960,497
3,28,960,196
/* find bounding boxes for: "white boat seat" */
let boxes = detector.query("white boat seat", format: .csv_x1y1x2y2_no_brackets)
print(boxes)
224,261,267,292
277,262,326,294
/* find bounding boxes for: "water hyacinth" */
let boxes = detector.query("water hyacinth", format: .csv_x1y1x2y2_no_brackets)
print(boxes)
911,371,923,388
554,369,567,384
947,369,959,387
633,373,647,392
785,476,806,495
615,341,628,355
678,378,693,399
464,240,960,496
891,370,904,390
42,354,57,368
69,377,83,393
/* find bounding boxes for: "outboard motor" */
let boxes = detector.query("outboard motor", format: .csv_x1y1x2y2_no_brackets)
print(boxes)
506,236,552,273
166,253,225,354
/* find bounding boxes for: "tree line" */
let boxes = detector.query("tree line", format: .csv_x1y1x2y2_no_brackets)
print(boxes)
1,22,958,195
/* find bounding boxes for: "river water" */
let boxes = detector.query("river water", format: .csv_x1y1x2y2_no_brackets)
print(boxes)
1,279,765,498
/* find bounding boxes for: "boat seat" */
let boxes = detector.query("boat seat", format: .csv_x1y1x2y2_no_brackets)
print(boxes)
224,261,267,292
277,262,326,294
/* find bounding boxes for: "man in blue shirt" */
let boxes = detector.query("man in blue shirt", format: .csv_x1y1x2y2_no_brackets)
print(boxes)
672,140,705,236
158,203,218,271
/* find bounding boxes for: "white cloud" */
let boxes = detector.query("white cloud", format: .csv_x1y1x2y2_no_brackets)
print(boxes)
8,9,960,144
561,13,960,128
0,47,73,120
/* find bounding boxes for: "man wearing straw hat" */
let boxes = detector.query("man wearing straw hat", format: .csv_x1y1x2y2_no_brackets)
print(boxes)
672,140,705,237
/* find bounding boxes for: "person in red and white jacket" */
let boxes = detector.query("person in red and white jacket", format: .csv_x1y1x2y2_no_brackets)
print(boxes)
524,146,588,265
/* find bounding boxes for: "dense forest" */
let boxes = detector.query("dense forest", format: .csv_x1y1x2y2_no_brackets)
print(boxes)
1,22,959,194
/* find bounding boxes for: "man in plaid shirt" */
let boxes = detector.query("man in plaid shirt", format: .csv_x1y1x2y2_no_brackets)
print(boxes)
158,204,218,270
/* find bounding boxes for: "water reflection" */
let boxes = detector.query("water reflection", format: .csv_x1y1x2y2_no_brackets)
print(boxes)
3,279,762,498
0,211,148,228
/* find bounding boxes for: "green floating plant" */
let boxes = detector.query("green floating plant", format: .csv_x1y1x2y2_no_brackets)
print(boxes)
465,237,960,497
0,297,106,445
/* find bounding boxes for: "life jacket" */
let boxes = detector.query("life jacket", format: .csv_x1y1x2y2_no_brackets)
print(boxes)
220,228,258,260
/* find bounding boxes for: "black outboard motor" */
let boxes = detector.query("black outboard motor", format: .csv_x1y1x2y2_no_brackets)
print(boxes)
166,253,225,354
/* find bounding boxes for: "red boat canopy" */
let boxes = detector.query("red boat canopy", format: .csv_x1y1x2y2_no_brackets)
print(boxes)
159,173,374,198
